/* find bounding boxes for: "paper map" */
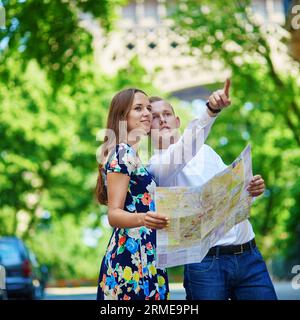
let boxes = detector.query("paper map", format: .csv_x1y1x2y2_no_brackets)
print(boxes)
155,144,253,268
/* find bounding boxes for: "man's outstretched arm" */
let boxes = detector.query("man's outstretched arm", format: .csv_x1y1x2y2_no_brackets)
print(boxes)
148,79,231,186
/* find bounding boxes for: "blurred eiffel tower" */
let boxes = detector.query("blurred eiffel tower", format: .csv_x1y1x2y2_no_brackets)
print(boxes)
82,0,290,101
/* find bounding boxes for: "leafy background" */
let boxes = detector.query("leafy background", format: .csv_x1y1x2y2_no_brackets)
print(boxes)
0,0,299,283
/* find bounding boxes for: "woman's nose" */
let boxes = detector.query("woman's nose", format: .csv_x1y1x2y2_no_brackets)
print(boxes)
143,108,151,116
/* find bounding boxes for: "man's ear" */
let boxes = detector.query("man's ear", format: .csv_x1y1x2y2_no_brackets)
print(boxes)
175,116,181,129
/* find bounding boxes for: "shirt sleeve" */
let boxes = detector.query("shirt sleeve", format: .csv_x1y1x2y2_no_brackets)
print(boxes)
212,149,227,171
106,143,137,176
148,106,217,186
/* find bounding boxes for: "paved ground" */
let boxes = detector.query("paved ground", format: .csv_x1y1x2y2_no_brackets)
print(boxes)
44,281,300,300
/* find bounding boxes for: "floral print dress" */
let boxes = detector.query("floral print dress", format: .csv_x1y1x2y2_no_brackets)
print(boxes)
97,143,169,300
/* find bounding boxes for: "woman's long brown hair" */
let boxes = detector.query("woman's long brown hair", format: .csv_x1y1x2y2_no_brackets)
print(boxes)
95,88,147,205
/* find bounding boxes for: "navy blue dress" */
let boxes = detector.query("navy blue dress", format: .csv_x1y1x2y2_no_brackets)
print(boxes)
97,143,169,300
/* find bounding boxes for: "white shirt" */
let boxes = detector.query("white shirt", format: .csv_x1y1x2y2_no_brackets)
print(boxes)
147,108,255,246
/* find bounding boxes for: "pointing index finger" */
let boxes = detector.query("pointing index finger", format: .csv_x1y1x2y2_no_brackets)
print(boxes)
224,78,231,97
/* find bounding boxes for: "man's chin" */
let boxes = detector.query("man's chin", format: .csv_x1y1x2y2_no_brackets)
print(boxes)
159,128,172,134
160,130,175,139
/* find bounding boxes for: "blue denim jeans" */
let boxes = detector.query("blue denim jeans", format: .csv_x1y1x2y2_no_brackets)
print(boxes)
184,243,277,300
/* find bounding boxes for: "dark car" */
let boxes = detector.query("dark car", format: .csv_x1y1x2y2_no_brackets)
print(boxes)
0,237,48,299
0,264,7,300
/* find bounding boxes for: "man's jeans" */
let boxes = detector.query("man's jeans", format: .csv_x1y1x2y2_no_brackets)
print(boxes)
184,245,277,300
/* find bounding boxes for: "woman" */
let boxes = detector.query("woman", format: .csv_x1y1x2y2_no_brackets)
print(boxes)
95,88,170,300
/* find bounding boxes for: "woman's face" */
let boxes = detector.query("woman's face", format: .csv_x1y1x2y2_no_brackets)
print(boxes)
127,92,152,135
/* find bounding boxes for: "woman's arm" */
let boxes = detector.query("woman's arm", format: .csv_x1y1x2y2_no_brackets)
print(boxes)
107,172,169,229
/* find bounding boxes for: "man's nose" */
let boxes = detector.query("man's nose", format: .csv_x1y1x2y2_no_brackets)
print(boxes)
159,114,166,123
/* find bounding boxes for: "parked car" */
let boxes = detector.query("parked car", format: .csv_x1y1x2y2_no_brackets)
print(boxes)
0,237,49,299
0,264,7,300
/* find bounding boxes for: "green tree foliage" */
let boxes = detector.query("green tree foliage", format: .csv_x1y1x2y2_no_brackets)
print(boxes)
0,54,156,280
170,0,300,267
0,1,159,280
27,213,113,281
0,0,124,88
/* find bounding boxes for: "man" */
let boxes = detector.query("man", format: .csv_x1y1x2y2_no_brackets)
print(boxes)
147,81,277,300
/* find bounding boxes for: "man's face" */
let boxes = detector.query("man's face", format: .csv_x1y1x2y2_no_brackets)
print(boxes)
150,100,180,149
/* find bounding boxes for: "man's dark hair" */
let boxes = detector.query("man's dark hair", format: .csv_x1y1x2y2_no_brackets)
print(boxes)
149,96,163,103
149,96,175,115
